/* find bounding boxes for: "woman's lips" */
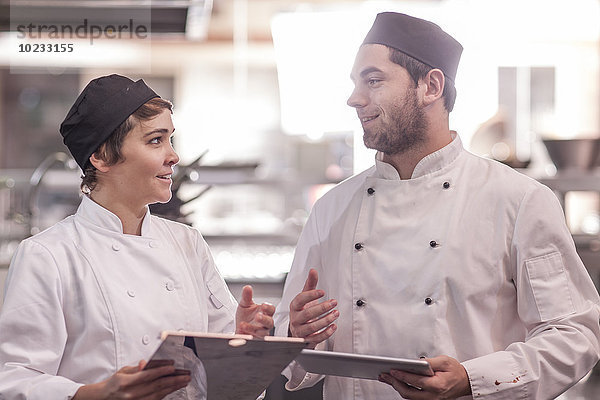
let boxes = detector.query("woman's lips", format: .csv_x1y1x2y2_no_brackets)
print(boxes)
156,174,172,181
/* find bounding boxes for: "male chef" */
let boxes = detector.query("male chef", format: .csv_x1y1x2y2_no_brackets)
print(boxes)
273,11,600,400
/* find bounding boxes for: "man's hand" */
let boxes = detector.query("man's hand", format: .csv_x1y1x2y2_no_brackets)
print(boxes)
288,268,339,349
379,355,471,400
235,285,275,338
73,360,190,400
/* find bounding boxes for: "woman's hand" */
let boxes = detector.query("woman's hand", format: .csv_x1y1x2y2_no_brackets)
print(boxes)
73,360,190,400
235,285,275,338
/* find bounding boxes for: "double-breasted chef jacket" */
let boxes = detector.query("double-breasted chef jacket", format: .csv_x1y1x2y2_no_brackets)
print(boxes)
274,133,600,399
0,195,237,399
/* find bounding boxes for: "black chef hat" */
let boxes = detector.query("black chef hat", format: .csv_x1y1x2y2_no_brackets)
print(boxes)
59,74,159,170
362,12,463,83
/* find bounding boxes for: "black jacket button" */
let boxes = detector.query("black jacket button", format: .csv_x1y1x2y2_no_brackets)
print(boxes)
355,243,363,250
425,297,433,305
356,299,365,307
367,187,375,195
429,240,438,248
443,181,450,189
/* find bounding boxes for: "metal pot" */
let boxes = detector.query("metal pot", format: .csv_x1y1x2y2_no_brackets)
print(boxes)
542,139,600,171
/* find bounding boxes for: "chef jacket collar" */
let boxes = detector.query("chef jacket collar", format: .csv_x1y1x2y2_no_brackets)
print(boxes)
374,131,461,180
77,194,152,236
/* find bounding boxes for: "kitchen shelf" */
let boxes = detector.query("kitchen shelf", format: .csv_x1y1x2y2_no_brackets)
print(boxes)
536,171,600,193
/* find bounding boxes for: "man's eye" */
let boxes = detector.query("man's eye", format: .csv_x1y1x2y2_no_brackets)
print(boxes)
368,79,381,86
149,137,161,144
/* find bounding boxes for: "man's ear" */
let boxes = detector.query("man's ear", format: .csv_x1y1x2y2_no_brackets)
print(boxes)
420,69,445,106
89,152,110,173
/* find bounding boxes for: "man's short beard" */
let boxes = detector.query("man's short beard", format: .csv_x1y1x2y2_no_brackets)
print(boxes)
363,88,428,155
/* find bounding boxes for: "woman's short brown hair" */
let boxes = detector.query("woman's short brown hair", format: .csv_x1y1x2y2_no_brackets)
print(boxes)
81,97,173,193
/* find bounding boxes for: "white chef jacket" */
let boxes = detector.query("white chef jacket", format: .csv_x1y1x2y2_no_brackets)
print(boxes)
0,195,237,399
274,134,600,399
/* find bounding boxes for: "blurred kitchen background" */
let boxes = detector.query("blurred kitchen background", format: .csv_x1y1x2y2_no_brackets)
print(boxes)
0,0,599,398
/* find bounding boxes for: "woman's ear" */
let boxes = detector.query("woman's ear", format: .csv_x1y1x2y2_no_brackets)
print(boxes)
420,69,445,106
89,151,110,173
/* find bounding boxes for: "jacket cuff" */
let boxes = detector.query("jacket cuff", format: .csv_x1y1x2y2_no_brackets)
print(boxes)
282,360,324,391
462,352,528,399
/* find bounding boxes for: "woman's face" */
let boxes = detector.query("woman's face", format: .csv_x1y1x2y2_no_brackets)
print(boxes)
100,109,179,209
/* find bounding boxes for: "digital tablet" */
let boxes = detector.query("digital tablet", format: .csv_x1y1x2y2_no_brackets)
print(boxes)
295,349,434,380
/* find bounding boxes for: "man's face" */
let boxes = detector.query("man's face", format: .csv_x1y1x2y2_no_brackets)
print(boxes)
347,44,428,155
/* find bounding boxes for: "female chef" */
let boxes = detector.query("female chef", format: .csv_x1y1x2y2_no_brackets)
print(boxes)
0,74,275,399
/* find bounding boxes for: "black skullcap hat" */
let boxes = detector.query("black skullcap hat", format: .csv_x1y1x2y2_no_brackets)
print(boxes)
59,74,159,170
362,12,463,83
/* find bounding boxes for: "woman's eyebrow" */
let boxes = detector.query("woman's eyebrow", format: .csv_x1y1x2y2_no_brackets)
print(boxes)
143,128,170,137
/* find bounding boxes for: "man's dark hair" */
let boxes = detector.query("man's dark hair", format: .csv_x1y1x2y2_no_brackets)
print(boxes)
388,47,457,112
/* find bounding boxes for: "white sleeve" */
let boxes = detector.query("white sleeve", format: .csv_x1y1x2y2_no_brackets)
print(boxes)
274,210,326,390
463,185,600,399
0,240,83,399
